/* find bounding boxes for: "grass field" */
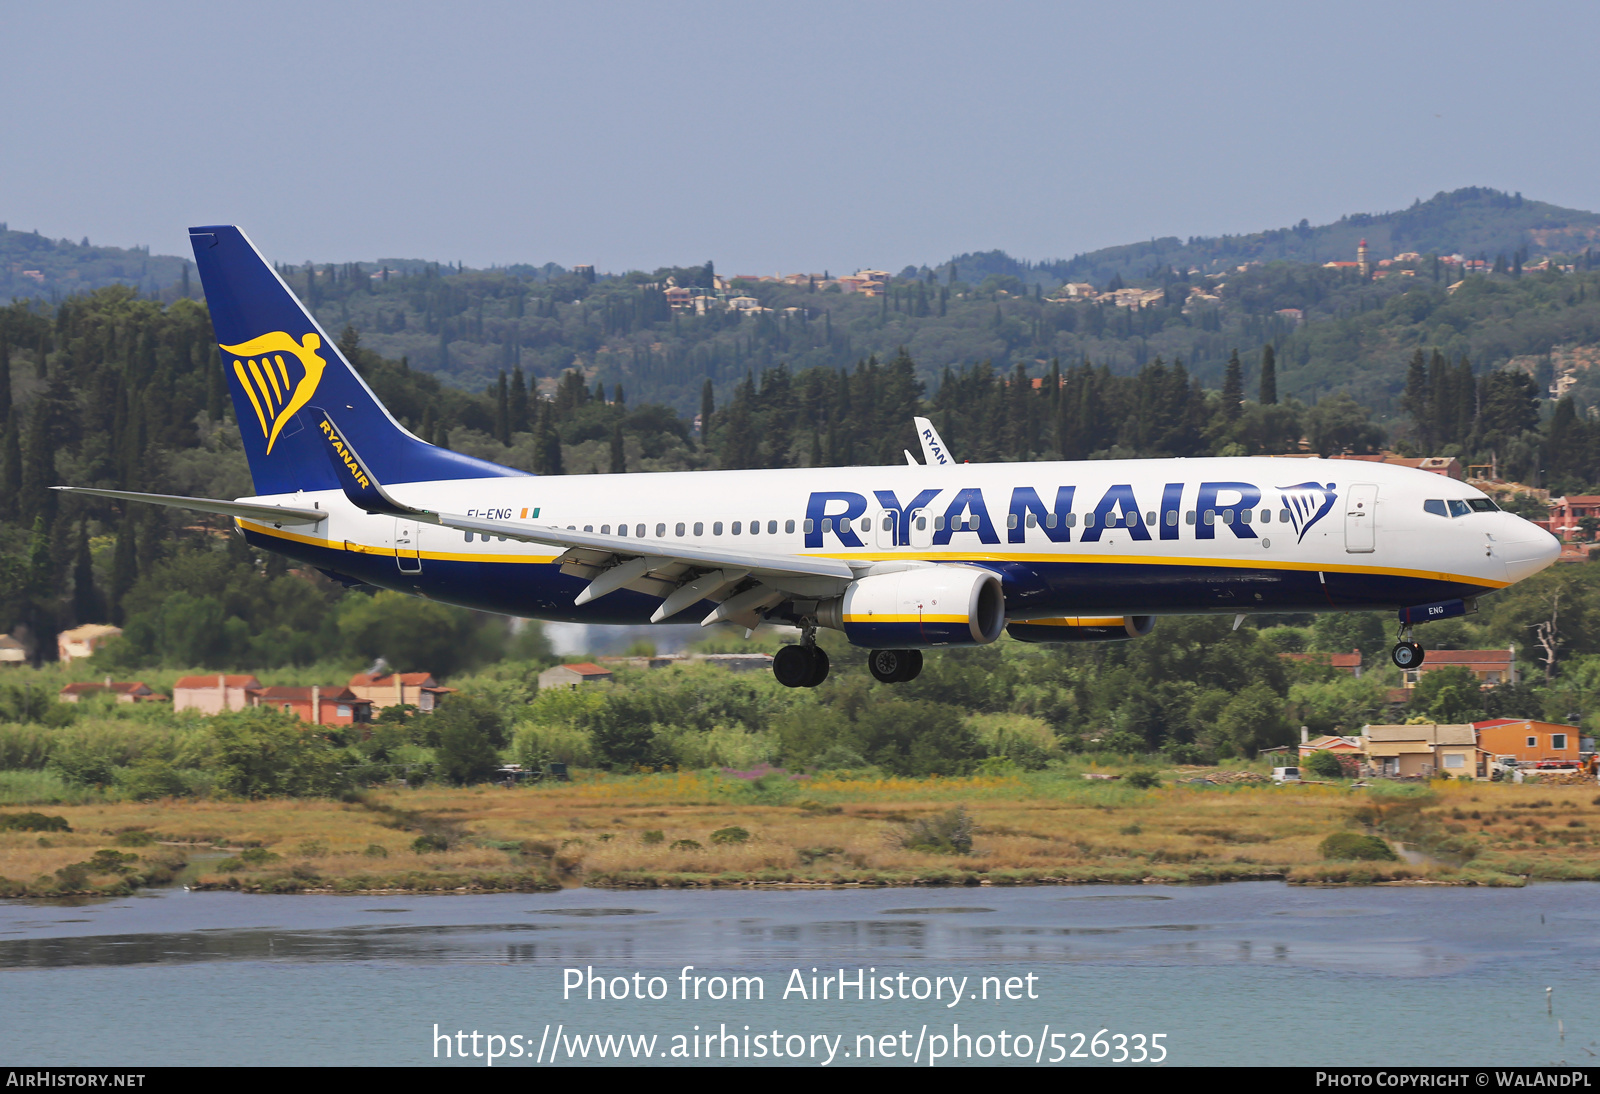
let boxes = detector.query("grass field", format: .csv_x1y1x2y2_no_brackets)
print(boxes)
2,770,1596,896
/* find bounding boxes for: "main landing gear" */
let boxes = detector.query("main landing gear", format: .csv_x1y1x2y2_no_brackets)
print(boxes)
773,626,830,689
867,648,924,683
1391,623,1425,670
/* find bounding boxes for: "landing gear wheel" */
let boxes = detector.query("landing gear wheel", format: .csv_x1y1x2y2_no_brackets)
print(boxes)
773,644,814,688
868,649,908,683
1391,642,1424,670
896,649,923,682
805,647,830,688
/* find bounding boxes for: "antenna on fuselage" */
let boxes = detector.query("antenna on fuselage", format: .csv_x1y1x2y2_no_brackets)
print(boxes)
913,416,954,466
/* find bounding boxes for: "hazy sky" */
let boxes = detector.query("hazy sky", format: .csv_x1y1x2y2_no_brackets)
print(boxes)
8,1,1600,275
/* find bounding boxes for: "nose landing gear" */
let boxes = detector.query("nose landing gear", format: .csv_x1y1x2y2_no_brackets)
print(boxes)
1391,623,1425,670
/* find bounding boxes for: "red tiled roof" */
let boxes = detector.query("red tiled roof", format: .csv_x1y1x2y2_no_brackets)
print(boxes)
256,686,367,702
554,662,613,676
59,681,152,695
348,672,440,688
1420,649,1513,665
173,675,261,690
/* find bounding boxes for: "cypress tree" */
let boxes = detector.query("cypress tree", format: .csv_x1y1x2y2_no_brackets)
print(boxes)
19,400,53,526
699,378,714,441
613,383,625,406
0,334,10,423
72,519,100,624
495,371,510,445
534,403,563,475
609,423,626,474
1401,349,1429,447
0,408,18,520
1259,345,1277,405
509,367,530,432
1221,349,1243,420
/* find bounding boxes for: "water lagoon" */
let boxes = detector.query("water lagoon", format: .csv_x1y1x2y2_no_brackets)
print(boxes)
1,882,1593,1066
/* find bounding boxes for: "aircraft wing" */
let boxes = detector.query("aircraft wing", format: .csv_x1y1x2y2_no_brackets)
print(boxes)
52,486,327,527
310,406,860,628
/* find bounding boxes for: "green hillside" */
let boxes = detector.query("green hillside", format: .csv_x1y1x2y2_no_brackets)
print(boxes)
943,187,1600,286
0,225,193,302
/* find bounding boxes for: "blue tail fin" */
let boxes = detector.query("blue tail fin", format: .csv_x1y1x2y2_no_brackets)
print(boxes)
188,225,526,496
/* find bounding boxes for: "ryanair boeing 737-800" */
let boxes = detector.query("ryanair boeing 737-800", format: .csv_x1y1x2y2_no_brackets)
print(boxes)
58,226,1561,688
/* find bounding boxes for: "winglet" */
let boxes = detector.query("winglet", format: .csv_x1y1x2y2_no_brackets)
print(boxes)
913,416,953,466
312,407,433,520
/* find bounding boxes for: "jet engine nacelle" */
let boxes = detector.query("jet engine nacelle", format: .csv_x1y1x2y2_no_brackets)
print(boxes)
1006,616,1156,643
818,565,1005,649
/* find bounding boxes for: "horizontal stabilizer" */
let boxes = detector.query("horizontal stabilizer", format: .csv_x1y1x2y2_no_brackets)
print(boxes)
52,486,326,527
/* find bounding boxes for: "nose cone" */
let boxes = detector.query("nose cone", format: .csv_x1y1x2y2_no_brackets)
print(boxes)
1500,519,1561,583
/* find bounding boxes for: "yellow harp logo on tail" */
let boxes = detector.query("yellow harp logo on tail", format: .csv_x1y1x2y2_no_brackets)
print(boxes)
220,332,327,454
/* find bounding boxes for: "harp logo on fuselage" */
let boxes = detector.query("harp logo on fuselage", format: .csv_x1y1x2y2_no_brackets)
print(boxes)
221,331,327,454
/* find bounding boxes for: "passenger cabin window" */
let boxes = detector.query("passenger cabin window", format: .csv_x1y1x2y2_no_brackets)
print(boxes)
769,521,779,534
1278,509,1290,522
656,523,666,537
732,521,742,535
635,524,646,537
694,522,704,536
784,520,795,533
675,523,685,536
803,519,814,533
601,525,611,534
1186,511,1197,525
1166,511,1178,526
584,525,593,532
713,522,724,535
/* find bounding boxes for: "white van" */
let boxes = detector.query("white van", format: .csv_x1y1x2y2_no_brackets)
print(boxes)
1272,766,1302,784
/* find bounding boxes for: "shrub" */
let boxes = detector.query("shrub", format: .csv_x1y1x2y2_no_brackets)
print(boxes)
412,833,450,854
1319,832,1398,861
0,812,70,832
641,830,664,844
710,826,750,845
114,829,155,847
670,839,702,851
1304,750,1346,779
896,806,975,855
1125,769,1161,789
363,844,390,858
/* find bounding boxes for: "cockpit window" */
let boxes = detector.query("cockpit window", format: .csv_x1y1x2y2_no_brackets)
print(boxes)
1427,498,1497,518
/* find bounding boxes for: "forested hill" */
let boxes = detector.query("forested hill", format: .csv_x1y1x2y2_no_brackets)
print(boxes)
942,188,1600,288
0,226,193,302
10,188,1600,422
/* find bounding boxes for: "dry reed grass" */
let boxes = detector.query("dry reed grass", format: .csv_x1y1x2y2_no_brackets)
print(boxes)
2,776,1595,893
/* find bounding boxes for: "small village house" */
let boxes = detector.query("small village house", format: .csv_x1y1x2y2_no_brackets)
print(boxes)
1404,647,1517,688
1473,719,1582,765
251,685,372,726
538,662,615,690
58,678,163,704
347,671,452,712
0,636,25,665
55,624,122,663
1280,650,1363,677
172,675,263,714
1361,723,1487,778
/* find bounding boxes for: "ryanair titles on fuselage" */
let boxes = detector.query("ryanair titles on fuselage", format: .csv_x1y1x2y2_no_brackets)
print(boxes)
801,480,1339,549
